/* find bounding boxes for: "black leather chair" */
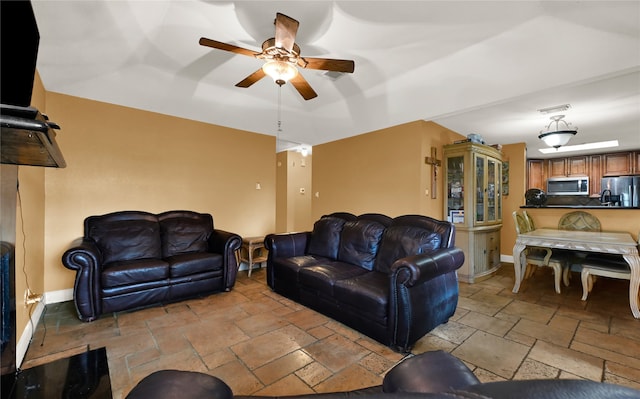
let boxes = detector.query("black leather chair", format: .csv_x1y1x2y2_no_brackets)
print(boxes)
125,350,640,399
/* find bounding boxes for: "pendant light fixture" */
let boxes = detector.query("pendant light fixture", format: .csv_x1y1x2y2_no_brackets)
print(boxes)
538,114,577,149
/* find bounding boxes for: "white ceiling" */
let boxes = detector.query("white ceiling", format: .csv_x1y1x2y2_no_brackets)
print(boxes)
31,1,640,158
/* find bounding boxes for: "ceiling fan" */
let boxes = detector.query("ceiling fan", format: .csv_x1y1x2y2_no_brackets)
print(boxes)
199,12,355,100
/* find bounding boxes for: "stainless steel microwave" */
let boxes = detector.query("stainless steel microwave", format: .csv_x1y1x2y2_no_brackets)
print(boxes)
547,177,589,196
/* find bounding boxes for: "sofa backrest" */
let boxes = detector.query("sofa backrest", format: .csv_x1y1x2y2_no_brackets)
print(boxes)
393,215,454,249
337,214,391,270
306,213,454,273
306,214,351,260
374,215,452,274
157,211,214,258
85,211,162,264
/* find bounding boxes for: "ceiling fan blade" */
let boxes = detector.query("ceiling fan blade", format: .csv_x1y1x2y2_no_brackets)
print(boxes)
289,73,318,100
236,68,267,88
274,13,299,52
299,57,355,73
199,37,260,57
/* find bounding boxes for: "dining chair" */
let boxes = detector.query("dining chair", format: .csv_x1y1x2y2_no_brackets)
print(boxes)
580,253,631,301
558,211,602,286
558,211,602,232
512,211,566,293
523,210,536,230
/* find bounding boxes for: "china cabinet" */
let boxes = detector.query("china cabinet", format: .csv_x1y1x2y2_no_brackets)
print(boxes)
443,142,502,283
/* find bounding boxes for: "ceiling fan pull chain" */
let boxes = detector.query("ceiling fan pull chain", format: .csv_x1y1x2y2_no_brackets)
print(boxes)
277,85,283,134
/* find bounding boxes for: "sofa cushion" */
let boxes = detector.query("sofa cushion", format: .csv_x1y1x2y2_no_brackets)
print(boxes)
298,262,369,294
102,258,169,288
307,217,346,260
160,218,212,258
90,220,162,264
338,220,386,270
374,226,442,274
166,252,223,278
333,271,389,322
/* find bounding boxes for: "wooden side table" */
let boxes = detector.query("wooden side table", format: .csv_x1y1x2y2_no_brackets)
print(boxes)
237,236,268,277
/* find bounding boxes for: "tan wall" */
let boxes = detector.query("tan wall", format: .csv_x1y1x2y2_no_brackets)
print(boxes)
311,120,463,220
287,151,312,232
41,94,276,293
14,72,47,338
275,151,288,232
275,150,313,233
499,143,527,257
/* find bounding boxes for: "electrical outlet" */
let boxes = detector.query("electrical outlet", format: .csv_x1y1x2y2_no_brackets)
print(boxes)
24,289,42,306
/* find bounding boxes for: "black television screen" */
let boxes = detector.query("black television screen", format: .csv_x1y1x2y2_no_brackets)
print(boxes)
0,0,40,107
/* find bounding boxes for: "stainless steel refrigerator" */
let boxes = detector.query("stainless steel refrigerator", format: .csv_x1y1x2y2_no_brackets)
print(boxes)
600,175,640,207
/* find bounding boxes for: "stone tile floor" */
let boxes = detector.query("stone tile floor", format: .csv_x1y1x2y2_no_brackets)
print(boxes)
22,264,640,398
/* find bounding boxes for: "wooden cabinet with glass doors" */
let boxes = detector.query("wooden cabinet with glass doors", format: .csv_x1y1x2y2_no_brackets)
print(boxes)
443,142,503,283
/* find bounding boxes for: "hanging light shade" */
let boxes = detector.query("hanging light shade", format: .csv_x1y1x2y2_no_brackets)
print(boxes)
262,60,298,86
538,114,577,149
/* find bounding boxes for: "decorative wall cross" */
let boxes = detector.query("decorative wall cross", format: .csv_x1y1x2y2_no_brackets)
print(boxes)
425,147,441,199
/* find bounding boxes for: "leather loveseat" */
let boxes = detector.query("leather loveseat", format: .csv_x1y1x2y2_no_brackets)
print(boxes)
264,212,465,352
62,210,242,321
125,350,640,399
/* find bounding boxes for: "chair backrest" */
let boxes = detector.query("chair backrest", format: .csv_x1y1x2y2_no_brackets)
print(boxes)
523,210,535,231
558,211,601,231
512,211,531,234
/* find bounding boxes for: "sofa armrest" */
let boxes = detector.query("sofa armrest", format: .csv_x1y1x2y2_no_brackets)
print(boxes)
389,247,465,352
264,232,310,288
391,247,465,287
264,232,310,259
61,237,104,322
209,229,242,290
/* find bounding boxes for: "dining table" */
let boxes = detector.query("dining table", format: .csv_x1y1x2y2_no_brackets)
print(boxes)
512,228,640,318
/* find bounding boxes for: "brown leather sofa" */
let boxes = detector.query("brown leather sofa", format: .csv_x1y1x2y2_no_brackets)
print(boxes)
264,212,465,352
62,210,241,321
125,350,640,399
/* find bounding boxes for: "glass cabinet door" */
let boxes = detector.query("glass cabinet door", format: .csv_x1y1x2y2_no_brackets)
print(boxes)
487,158,496,222
446,156,464,223
496,161,502,221
475,155,484,223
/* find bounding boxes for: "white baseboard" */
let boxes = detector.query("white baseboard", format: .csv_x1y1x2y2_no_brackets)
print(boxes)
16,300,45,369
501,254,514,264
44,288,74,304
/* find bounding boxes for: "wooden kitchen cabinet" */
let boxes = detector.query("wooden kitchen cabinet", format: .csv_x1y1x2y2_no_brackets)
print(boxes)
547,158,566,178
589,155,602,196
527,159,546,190
547,156,588,177
528,150,639,196
568,156,588,176
603,152,633,176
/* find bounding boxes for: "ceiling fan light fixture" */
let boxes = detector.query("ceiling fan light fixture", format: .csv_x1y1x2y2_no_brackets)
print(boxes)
262,60,298,86
538,114,577,149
